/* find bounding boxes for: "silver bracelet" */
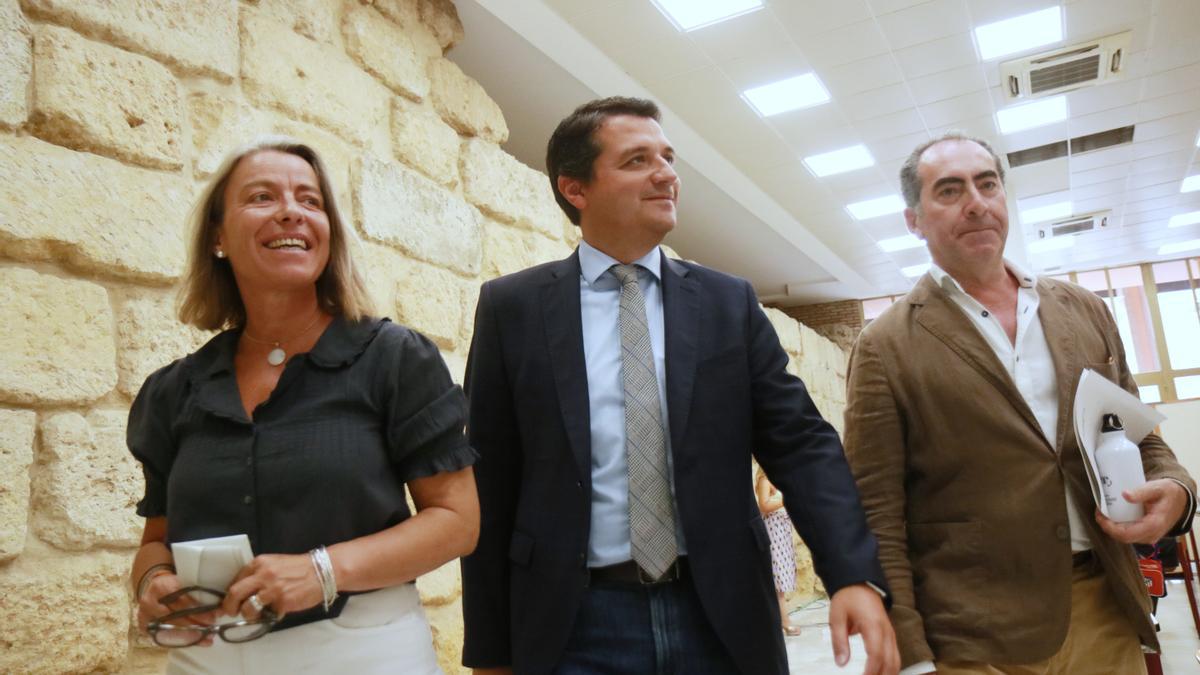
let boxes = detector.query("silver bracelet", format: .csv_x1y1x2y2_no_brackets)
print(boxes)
309,545,337,612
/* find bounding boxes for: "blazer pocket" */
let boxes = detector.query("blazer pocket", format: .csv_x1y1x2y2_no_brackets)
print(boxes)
749,515,771,552
907,521,987,627
509,530,534,567
1083,355,1117,383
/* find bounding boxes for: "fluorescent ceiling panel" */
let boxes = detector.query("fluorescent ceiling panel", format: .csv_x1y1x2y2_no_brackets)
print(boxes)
877,233,924,252
803,144,875,177
1020,201,1073,224
651,0,763,31
902,262,932,278
996,96,1068,134
974,6,1064,61
742,74,831,117
1168,211,1200,228
846,194,906,220
1182,175,1200,193
1158,239,1200,255
1028,236,1075,253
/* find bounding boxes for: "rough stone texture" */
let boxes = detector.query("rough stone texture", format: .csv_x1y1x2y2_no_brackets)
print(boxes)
344,4,430,100
0,135,189,282
0,550,130,674
354,154,482,275
241,11,391,147
19,0,238,80
253,0,341,45
392,96,460,187
461,138,564,239
764,306,803,357
395,260,468,351
0,268,117,405
417,559,462,607
420,0,463,50
0,0,30,128
0,408,37,561
482,220,572,279
428,57,508,143
31,24,184,170
371,0,443,58
115,288,212,399
425,597,467,675
442,349,467,386
33,411,143,550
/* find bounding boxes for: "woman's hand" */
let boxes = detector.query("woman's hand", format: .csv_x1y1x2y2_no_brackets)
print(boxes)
221,553,323,621
137,571,217,646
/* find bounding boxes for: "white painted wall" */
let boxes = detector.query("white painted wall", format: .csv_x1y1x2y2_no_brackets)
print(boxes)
1158,399,1200,485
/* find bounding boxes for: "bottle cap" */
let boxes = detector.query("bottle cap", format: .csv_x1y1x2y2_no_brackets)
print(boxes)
1101,413,1124,432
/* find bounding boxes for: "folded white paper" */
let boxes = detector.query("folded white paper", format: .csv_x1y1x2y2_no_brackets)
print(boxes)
172,534,254,593
1072,369,1165,517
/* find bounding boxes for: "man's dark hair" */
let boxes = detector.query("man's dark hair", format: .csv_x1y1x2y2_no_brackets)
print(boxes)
899,131,1006,212
546,96,661,225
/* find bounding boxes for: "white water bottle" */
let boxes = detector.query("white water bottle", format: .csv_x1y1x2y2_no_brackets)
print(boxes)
1095,413,1146,523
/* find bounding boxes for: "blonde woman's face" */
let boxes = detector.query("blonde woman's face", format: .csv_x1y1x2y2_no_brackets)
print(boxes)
215,151,331,294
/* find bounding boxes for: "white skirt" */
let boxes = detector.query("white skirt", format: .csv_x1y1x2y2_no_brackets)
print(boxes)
165,583,442,675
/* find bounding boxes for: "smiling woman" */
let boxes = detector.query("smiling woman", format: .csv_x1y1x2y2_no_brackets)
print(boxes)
125,136,480,674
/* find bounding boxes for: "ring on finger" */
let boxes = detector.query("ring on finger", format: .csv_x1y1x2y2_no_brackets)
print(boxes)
247,593,265,613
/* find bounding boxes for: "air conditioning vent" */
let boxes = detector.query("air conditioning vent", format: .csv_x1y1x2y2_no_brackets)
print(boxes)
1001,32,1131,100
1038,212,1111,239
1006,126,1135,168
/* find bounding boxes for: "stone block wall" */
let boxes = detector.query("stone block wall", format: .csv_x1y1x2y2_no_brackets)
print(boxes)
779,299,866,353
0,1,851,672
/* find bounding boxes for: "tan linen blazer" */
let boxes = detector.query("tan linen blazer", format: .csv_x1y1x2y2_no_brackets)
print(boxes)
843,274,1194,668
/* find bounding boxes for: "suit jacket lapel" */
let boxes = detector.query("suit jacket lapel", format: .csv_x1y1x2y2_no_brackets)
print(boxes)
911,275,1051,452
661,255,700,452
1037,279,1080,453
541,251,592,483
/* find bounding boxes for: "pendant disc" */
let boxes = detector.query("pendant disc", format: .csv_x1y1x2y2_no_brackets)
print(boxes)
267,347,286,366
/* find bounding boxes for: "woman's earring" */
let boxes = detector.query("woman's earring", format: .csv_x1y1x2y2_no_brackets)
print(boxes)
214,249,226,259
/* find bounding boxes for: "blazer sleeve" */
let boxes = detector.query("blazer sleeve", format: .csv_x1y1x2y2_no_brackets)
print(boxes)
742,281,890,603
843,329,934,668
460,282,523,668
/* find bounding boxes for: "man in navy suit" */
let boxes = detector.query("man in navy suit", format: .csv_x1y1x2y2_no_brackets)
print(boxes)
461,96,898,675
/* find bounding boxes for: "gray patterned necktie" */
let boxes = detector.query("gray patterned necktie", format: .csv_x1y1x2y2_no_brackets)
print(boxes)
610,263,678,580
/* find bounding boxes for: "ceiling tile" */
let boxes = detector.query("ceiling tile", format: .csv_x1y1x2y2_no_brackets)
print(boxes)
964,0,1063,27
869,131,934,162
875,0,972,52
1131,131,1198,160
1000,120,1072,152
1133,113,1200,142
770,104,856,147
894,32,979,79
770,0,873,37
929,113,999,140
1009,156,1071,198
717,41,814,89
823,54,905,98
1068,105,1138,137
854,108,929,141
842,83,919,122
869,0,942,16
1138,88,1200,123
796,19,890,69
568,0,708,82
1068,144,1135,173
908,63,990,106
1063,0,1152,44
1142,63,1200,100
1070,177,1127,201
1067,79,1143,118
687,7,792,65
1072,162,1130,187
544,0,624,19
1129,165,1189,190
920,90,995,129
1131,149,1192,174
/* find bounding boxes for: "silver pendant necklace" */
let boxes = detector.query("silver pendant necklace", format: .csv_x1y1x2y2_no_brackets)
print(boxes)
242,314,323,367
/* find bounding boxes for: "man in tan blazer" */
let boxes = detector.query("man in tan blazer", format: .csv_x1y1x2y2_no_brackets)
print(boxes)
843,132,1195,675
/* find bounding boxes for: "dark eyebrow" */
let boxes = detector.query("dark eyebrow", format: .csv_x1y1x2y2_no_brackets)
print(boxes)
930,170,999,192
618,144,675,161
237,179,321,194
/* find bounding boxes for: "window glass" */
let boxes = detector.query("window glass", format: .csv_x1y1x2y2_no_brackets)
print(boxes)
1176,376,1200,401
1049,273,1072,282
1075,270,1108,292
1138,385,1162,404
1152,261,1200,370
1107,265,1160,374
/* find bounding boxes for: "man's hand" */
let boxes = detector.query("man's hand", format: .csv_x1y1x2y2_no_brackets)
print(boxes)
829,583,899,675
473,669,513,675
1096,478,1190,544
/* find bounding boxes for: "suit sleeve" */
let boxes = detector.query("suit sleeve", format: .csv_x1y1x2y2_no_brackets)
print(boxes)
843,329,934,668
460,282,522,668
742,282,890,603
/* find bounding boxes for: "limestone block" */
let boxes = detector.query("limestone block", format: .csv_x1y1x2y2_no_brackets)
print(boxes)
31,24,184,170
461,138,563,239
354,155,482,275
344,4,430,100
0,135,188,282
253,0,340,45
420,0,463,50
0,408,36,561
240,11,391,147
763,307,802,357
659,243,680,260
442,350,467,386
372,0,420,30
0,0,30,128
115,289,212,400
19,0,237,80
392,97,460,187
358,240,406,318
33,411,143,550
562,220,582,248
428,58,507,143
0,268,116,405
482,221,571,280
424,597,467,675
395,260,467,351
0,551,130,674
800,326,826,368
416,558,462,607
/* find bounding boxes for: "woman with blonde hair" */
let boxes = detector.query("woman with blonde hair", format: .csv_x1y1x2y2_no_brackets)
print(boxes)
125,136,478,674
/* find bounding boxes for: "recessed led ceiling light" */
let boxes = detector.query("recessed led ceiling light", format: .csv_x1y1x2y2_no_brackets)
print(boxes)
1020,201,1073,225
1158,239,1200,255
1182,175,1200,193
974,6,1063,61
803,144,875,177
1195,130,1200,148
996,96,1068,134
1028,236,1075,253
742,73,831,117
1168,211,1200,228
877,233,924,252
901,262,932,278
651,0,764,31
846,194,906,220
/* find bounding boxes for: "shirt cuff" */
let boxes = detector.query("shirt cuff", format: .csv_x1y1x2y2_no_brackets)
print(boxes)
901,660,936,675
1167,478,1195,536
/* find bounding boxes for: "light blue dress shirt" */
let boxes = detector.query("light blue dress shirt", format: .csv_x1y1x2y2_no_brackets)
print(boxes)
577,240,688,567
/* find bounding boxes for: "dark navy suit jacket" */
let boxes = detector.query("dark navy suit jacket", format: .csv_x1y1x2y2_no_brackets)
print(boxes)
461,250,888,675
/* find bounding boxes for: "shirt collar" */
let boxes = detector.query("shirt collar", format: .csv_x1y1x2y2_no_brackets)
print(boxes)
191,315,387,380
929,258,1037,295
578,239,662,286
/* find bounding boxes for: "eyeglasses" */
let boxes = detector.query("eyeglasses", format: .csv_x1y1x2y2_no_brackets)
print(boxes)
147,586,277,648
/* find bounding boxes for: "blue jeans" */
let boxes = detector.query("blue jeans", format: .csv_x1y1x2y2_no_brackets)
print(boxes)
553,578,740,675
